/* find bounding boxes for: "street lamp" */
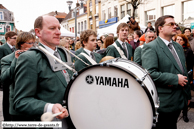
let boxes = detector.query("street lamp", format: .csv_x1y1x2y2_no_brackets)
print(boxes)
66,1,73,12
66,0,84,38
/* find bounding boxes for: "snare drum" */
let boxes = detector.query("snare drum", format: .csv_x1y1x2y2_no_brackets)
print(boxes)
64,58,159,129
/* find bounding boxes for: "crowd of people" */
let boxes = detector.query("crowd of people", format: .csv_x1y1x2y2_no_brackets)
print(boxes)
0,14,194,129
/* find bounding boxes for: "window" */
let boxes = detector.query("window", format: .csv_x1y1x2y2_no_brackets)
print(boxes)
163,5,175,17
78,23,80,33
0,12,4,20
108,7,111,19
81,22,83,32
183,1,194,20
145,10,156,25
96,6,98,14
72,27,74,33
96,17,99,27
70,28,71,32
89,1,92,7
121,5,125,19
102,10,106,20
127,3,131,16
84,20,87,30
114,6,118,17
95,0,98,4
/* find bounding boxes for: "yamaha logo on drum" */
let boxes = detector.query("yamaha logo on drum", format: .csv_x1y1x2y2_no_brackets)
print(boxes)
86,75,129,88
86,75,94,84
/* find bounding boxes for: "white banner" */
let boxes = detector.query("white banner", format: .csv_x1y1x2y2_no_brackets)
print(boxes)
1,122,62,128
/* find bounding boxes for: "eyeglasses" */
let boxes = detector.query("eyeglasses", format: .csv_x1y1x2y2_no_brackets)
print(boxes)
10,37,17,39
163,22,178,27
25,42,35,45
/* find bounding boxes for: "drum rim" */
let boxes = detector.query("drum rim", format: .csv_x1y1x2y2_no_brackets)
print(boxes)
64,62,157,128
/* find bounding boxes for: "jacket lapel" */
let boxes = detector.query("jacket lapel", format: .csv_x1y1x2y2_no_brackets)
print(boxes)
173,41,187,74
116,40,128,57
5,43,12,54
157,37,182,73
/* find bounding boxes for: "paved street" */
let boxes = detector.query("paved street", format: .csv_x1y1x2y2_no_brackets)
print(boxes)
0,91,194,129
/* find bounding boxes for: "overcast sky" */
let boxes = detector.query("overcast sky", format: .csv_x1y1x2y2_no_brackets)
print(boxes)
1,0,77,31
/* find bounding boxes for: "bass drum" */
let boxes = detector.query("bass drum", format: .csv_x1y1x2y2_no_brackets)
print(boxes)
64,58,159,129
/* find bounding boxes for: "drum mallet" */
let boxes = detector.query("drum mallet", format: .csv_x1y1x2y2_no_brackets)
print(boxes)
41,106,67,121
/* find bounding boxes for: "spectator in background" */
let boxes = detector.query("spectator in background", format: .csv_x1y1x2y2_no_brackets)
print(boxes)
0,41,3,45
100,35,106,43
134,30,155,65
108,33,114,37
127,16,140,34
174,34,193,123
183,28,194,52
59,39,70,50
1,32,35,122
144,22,155,33
97,36,114,58
126,34,134,44
172,27,182,41
76,36,80,41
130,30,142,54
69,39,75,50
139,34,145,46
96,39,103,51
75,41,82,51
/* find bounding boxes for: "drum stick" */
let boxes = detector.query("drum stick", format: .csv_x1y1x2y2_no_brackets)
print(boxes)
41,106,67,121
62,47,90,66
38,46,76,73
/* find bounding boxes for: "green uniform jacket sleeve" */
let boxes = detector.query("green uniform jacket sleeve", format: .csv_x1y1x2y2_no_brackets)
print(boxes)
74,54,88,72
1,53,17,86
142,44,178,86
13,53,46,116
134,46,142,65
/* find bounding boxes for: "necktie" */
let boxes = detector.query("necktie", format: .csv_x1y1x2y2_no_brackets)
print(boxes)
90,52,96,61
122,42,128,58
54,51,70,83
168,43,184,74
11,47,15,52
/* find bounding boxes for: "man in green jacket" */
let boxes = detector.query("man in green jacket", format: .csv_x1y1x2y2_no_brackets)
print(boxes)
106,23,133,60
134,30,155,65
142,15,191,129
0,31,17,121
74,30,102,72
1,32,36,122
13,15,70,128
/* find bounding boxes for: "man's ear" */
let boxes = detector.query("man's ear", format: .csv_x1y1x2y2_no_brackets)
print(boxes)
158,26,162,34
83,41,87,47
35,28,41,38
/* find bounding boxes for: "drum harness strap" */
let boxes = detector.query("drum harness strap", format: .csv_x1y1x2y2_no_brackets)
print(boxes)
80,53,97,65
112,42,127,59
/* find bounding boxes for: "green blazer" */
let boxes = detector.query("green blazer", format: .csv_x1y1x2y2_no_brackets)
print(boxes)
75,47,83,55
1,52,22,115
105,40,133,60
0,43,12,60
13,45,73,119
134,45,144,65
142,37,191,113
0,43,13,82
74,50,102,72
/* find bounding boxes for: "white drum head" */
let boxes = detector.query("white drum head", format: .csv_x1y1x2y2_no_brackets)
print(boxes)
66,66,153,129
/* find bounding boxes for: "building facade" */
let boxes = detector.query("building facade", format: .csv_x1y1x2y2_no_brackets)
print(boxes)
0,4,15,43
87,0,101,31
99,0,119,29
61,3,87,36
139,0,194,27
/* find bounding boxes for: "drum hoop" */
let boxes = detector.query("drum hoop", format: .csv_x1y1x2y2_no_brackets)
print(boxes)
64,62,156,127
